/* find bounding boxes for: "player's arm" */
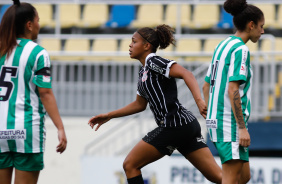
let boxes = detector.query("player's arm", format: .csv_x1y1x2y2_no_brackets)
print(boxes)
202,81,210,110
228,81,250,147
38,87,67,153
88,95,148,131
169,63,207,118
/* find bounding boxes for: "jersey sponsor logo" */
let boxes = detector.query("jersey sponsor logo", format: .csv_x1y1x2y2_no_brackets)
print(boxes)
142,70,148,82
240,64,246,75
240,50,247,75
149,62,164,74
206,119,218,129
242,50,247,64
0,129,26,140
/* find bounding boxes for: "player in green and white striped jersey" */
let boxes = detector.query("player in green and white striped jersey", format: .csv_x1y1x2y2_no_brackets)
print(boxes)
203,0,264,183
0,1,67,183
205,35,252,143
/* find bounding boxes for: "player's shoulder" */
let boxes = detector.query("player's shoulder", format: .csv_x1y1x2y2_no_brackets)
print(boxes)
151,55,172,62
148,56,174,69
34,43,50,58
234,43,249,53
227,37,249,53
25,40,48,55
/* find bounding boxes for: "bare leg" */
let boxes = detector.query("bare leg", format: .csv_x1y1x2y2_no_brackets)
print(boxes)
222,160,244,184
0,167,13,184
185,147,222,184
14,169,40,184
123,140,164,178
239,162,251,184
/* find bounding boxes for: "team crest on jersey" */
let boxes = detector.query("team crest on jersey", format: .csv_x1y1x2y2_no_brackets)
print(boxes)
142,70,148,82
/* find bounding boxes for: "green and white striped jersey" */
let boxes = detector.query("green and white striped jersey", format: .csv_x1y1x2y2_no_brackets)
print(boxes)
0,38,52,153
205,36,253,142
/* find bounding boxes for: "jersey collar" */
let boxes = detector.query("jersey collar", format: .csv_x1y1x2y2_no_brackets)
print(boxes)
145,53,157,66
230,36,244,44
17,38,31,47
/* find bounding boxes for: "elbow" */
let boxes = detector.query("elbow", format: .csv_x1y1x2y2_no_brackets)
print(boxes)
140,105,147,112
38,87,53,100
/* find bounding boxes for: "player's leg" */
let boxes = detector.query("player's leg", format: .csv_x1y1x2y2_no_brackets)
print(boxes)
124,126,171,184
14,169,40,184
13,152,44,184
222,159,244,184
123,140,164,182
0,152,14,184
184,147,222,184
239,162,251,184
178,120,222,183
0,167,13,184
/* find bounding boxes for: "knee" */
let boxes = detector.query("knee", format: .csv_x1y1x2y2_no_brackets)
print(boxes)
240,173,251,184
246,175,251,183
123,158,134,173
207,171,222,184
203,165,222,184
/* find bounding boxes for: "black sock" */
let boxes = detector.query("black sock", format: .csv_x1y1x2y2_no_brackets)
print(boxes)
127,174,144,184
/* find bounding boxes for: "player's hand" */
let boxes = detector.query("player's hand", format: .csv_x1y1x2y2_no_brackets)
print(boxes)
88,113,111,131
196,99,207,119
56,128,67,154
239,128,250,147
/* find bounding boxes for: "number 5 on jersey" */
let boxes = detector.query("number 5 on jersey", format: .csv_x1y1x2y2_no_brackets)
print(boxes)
0,66,18,101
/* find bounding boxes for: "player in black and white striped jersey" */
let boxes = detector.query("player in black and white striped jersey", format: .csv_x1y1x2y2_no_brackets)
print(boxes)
137,53,197,128
88,24,222,184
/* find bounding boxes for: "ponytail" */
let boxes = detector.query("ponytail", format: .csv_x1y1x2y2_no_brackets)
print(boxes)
137,24,176,53
155,24,175,50
0,6,17,57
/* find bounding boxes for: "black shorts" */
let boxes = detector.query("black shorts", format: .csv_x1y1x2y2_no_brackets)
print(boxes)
142,119,207,156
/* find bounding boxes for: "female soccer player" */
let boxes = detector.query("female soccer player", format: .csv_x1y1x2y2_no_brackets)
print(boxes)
202,0,264,183
0,1,67,183
89,24,222,184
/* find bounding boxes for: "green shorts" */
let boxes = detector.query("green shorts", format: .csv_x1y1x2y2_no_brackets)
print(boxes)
0,152,44,171
213,142,249,164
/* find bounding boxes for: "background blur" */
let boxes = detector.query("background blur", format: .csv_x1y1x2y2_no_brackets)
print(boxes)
1,0,282,183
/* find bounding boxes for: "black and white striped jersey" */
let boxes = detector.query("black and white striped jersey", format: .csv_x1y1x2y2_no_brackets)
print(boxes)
137,53,196,128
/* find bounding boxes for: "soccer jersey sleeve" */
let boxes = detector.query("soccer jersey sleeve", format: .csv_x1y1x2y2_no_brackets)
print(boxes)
32,49,52,88
205,63,212,84
229,45,249,83
147,56,176,78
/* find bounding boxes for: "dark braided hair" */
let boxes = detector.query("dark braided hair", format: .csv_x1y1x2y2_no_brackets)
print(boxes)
137,24,176,53
224,0,264,31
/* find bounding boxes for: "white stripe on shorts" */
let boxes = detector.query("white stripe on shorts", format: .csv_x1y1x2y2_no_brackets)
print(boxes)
231,142,240,160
